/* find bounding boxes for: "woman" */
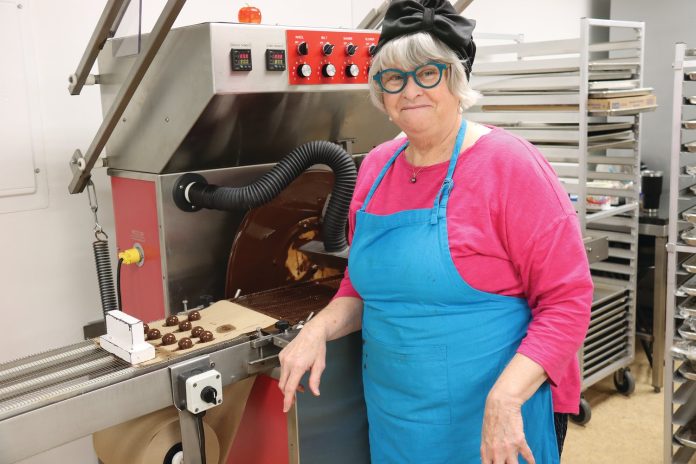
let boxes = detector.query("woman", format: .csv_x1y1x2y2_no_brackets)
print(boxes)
278,1,593,462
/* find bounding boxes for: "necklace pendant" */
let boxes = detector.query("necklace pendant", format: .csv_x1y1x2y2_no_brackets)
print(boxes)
410,176,417,183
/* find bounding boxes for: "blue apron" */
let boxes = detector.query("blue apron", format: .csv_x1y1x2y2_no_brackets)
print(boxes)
348,121,559,464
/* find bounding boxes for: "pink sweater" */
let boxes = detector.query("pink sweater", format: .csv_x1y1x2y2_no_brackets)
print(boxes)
335,126,593,414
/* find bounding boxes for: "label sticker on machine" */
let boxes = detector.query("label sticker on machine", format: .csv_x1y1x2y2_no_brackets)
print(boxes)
230,48,252,71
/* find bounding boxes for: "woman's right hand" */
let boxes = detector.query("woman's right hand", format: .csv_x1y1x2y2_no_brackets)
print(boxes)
277,322,328,412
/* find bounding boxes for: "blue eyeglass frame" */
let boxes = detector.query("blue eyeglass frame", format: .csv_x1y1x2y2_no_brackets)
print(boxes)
373,62,448,94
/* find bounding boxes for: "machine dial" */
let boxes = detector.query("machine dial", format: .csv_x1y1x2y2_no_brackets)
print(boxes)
297,42,309,55
346,63,360,78
322,63,337,77
368,44,377,56
297,63,312,78
322,43,335,55
345,43,357,56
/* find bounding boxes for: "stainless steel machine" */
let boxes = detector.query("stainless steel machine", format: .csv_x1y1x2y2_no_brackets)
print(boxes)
0,1,399,462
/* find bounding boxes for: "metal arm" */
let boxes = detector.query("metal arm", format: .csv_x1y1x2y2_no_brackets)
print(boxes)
68,0,187,194
68,0,131,95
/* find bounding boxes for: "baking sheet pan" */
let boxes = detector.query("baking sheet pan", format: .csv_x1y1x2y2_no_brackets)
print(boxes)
588,87,653,98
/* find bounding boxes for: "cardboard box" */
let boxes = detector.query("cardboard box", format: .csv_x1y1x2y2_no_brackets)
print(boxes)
587,94,657,112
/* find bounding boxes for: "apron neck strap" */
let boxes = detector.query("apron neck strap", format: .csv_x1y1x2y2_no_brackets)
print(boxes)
360,141,409,212
430,120,468,224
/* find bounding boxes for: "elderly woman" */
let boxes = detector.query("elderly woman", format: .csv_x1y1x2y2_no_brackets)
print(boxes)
278,1,593,463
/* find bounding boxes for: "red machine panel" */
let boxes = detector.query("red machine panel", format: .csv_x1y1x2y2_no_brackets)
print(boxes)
111,176,166,322
286,29,379,85
227,376,288,463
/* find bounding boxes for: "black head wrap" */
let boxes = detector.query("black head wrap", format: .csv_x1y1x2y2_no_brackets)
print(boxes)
375,0,477,78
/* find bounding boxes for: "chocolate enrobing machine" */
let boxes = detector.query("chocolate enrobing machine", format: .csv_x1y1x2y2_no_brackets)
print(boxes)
0,2,399,462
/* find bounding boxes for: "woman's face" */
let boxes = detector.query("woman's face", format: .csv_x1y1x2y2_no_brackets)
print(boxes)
381,63,460,136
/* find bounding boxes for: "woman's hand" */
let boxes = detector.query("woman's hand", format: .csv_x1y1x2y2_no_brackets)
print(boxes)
480,392,535,464
277,322,327,413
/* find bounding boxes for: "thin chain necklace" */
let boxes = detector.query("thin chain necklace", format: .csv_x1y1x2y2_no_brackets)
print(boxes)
409,164,426,183
404,148,427,183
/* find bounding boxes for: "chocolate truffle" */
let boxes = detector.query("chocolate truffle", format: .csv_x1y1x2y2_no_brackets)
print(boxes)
179,320,192,332
147,328,161,340
199,331,214,343
161,333,177,345
187,311,201,322
178,337,193,350
143,323,149,334
191,326,204,338
165,315,179,327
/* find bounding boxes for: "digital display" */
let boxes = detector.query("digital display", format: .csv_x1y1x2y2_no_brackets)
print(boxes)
265,49,286,71
230,48,252,71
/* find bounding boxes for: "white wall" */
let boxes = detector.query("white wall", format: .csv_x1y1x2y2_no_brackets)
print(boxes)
611,0,696,198
1,1,597,463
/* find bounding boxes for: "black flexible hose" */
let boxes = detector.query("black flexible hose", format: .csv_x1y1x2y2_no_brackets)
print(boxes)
186,141,356,252
116,258,124,312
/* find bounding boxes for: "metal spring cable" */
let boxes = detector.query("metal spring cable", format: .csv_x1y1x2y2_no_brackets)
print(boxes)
87,180,118,316
93,238,118,315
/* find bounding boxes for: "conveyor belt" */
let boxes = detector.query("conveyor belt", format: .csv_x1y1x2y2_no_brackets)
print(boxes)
0,341,134,421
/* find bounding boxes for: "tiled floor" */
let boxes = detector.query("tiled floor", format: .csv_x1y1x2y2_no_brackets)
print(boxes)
562,349,664,463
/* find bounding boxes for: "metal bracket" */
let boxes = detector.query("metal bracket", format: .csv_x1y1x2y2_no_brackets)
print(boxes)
68,0,187,194
246,332,296,375
68,0,131,96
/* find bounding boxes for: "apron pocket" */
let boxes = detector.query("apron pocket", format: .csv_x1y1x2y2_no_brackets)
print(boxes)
363,340,451,425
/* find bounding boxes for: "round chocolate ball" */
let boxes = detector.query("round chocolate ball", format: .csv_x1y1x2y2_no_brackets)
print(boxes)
161,333,177,345
191,326,204,338
143,323,149,334
178,337,193,350
187,311,201,322
199,331,214,343
178,320,192,332
165,315,179,327
147,328,161,340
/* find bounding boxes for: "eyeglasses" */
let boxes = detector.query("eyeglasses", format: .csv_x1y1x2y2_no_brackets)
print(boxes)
373,62,448,94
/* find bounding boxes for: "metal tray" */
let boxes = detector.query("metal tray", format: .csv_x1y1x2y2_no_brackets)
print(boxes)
682,256,696,273
588,87,653,98
687,71,696,81
672,340,696,360
684,120,696,130
675,279,696,301
588,105,657,117
686,96,696,105
679,362,696,381
682,229,696,246
679,325,696,341
679,297,696,316
675,426,696,449
683,209,696,223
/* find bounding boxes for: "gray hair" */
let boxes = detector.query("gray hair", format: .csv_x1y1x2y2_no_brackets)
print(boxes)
368,32,480,113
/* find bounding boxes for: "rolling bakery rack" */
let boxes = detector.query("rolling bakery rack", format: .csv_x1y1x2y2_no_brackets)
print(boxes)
664,42,696,464
471,18,654,424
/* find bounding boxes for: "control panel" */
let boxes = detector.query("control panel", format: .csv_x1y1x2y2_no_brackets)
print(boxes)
285,29,379,85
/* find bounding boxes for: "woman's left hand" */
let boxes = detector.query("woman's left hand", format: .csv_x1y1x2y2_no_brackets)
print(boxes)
480,391,535,464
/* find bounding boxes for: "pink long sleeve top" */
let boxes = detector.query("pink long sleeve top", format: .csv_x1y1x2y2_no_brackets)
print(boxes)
335,126,593,414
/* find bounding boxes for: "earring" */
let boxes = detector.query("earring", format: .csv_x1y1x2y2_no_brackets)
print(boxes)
388,116,393,121
457,104,464,114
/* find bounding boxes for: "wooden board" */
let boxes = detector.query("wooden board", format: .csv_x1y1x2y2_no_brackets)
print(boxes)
138,301,278,366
